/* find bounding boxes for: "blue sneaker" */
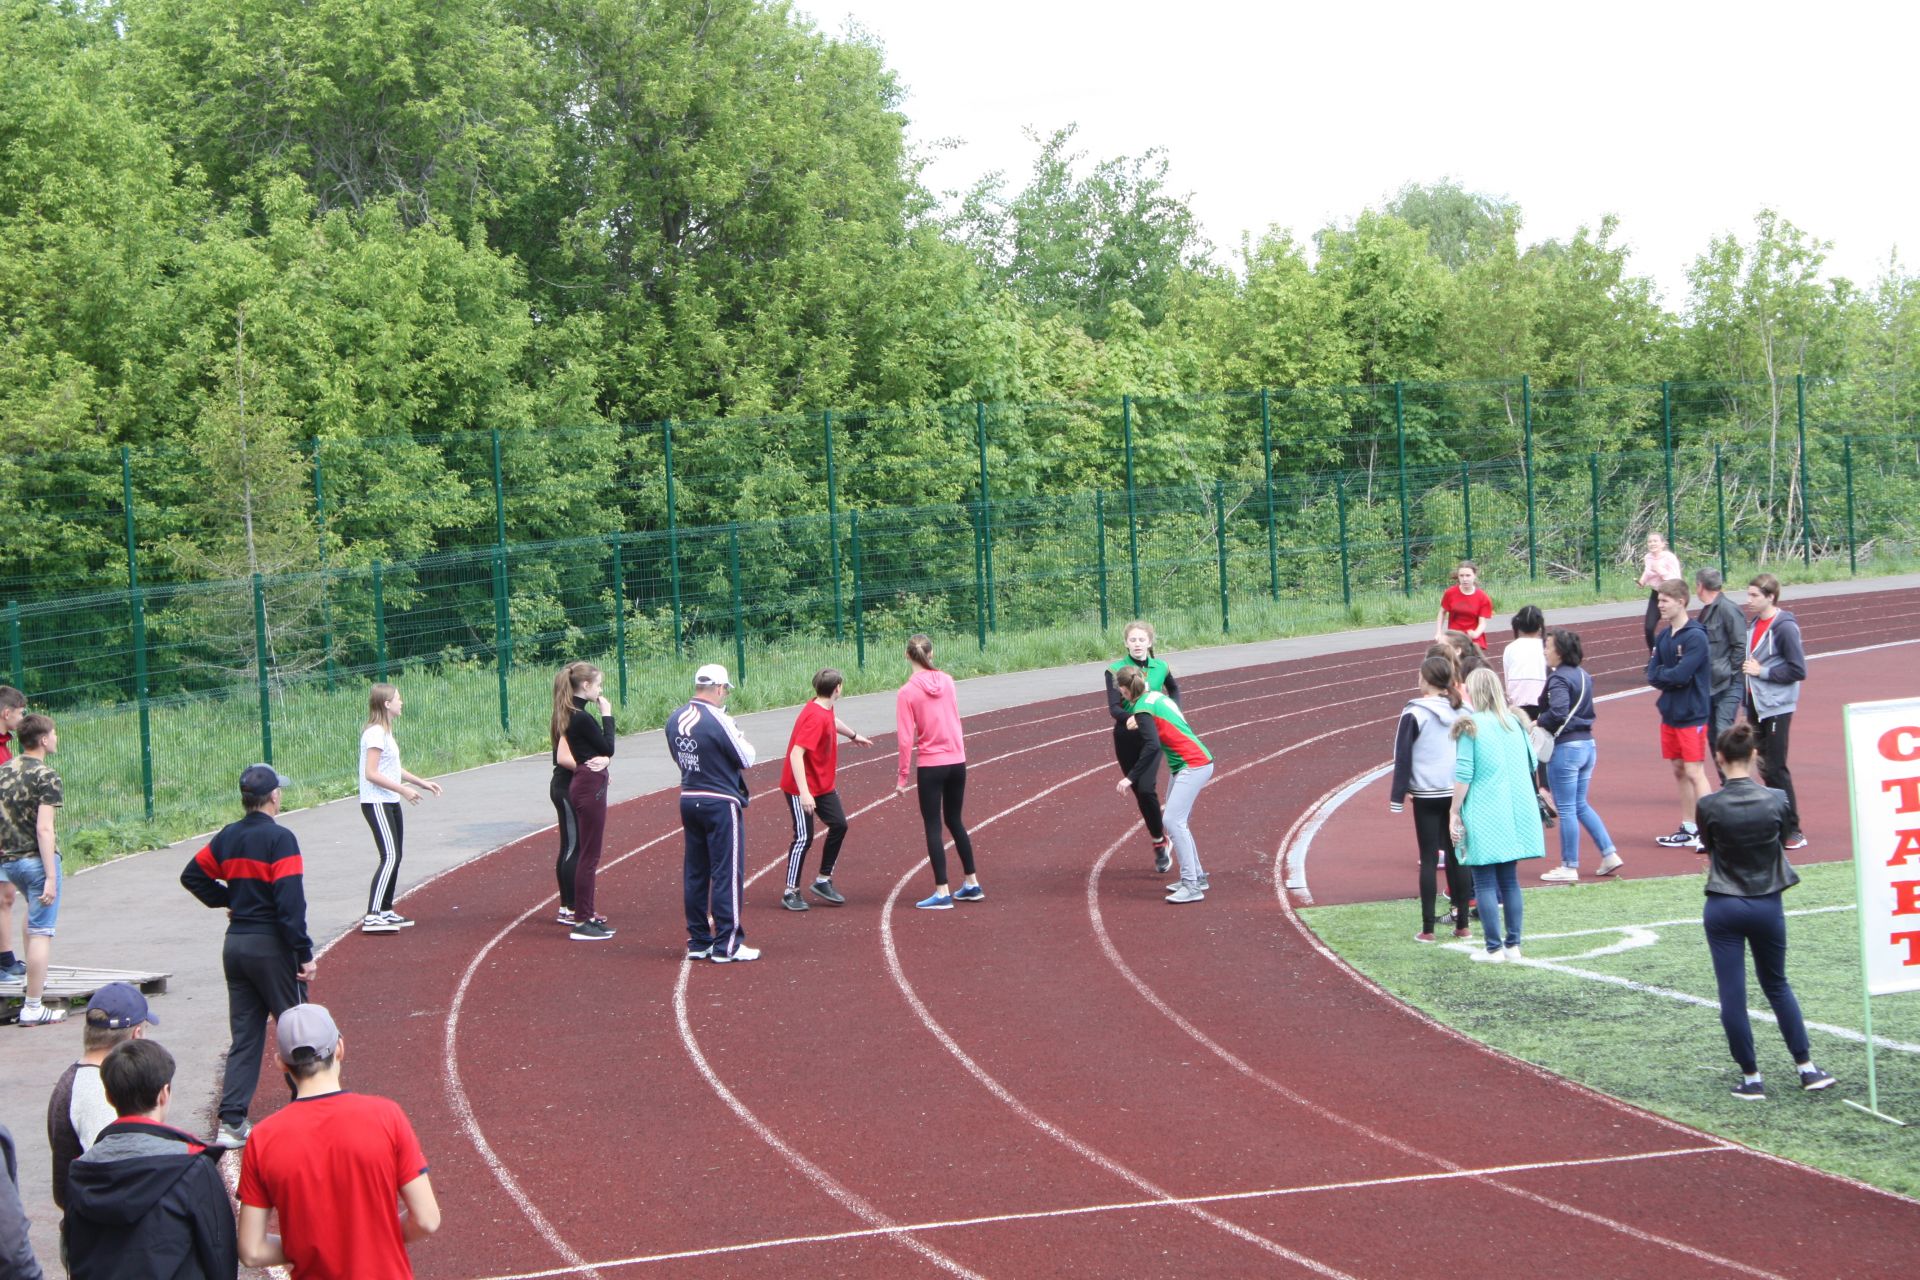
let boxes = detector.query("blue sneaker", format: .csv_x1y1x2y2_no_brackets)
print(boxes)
915,892,954,910
953,884,985,903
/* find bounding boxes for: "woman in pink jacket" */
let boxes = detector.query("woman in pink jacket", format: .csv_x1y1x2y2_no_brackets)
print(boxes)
895,634,981,910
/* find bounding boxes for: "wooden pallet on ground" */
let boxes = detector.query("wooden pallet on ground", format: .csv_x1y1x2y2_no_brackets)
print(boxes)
0,964,172,1023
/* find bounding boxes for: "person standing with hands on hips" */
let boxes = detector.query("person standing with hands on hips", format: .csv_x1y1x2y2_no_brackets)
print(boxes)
779,669,872,911
1435,561,1493,650
670,665,759,961
1741,573,1807,850
358,683,440,935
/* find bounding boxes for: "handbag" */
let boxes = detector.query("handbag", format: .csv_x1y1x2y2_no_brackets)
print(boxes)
1531,668,1592,765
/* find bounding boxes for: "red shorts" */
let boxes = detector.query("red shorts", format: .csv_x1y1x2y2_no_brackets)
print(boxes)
1660,722,1708,763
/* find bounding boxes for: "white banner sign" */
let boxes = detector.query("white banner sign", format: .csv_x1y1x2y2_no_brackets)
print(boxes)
1845,698,1920,997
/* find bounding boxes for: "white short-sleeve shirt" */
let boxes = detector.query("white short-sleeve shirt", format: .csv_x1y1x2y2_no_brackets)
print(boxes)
358,724,401,803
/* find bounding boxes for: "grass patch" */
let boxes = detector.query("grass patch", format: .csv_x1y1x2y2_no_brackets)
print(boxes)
1301,862,1920,1197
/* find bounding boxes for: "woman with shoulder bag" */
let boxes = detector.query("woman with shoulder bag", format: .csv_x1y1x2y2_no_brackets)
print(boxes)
1537,629,1621,883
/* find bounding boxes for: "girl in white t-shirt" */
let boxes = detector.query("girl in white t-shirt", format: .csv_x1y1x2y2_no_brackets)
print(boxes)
358,683,440,934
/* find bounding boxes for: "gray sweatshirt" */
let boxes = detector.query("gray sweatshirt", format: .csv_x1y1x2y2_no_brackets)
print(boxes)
1389,695,1461,810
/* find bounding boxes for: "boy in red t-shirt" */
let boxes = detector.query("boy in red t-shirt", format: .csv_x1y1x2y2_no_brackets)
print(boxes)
237,1004,439,1279
779,668,873,910
1436,561,1494,650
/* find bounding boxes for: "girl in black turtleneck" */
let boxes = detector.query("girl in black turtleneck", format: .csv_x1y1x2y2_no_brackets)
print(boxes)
553,662,616,940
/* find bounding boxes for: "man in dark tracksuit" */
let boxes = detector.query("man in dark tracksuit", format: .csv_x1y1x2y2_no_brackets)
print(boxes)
669,665,759,962
179,765,313,1149
1694,568,1748,782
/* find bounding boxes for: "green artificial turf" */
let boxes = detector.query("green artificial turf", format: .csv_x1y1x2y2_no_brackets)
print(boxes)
1301,862,1920,1198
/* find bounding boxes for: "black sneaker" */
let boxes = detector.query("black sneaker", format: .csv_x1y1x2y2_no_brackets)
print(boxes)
1799,1066,1836,1091
1655,827,1703,849
556,907,577,927
569,920,615,941
1152,839,1172,874
780,888,809,912
1730,1079,1766,1101
809,878,845,906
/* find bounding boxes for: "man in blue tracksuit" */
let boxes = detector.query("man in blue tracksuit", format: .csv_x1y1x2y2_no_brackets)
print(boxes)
1646,578,1714,849
667,664,759,962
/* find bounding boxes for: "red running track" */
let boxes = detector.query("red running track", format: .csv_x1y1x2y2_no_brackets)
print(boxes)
269,591,1920,1279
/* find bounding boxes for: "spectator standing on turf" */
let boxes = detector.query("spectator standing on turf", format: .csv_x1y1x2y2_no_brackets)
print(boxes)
237,1004,440,1278
1390,655,1470,941
1695,569,1748,785
1106,621,1181,873
1638,531,1683,650
779,668,872,912
50,984,158,1220
670,664,759,961
64,1038,238,1280
179,764,313,1150
358,683,441,936
1538,629,1622,882
0,685,24,982
896,635,981,910
1450,668,1547,962
1,712,67,1025
0,1123,45,1279
1436,561,1493,650
1742,573,1808,850
1113,665,1215,904
1648,579,1714,851
1695,724,1834,1100
555,662,616,941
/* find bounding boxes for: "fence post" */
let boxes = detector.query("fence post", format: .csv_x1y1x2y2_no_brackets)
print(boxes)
1523,374,1537,580
1394,381,1412,596
972,498,987,651
612,532,628,706
493,548,511,733
253,572,273,765
664,420,684,658
1844,435,1857,575
1589,453,1602,594
1797,373,1812,564
373,560,387,682
824,410,842,641
1715,444,1729,577
1098,491,1113,629
977,402,996,632
1661,381,1675,544
1214,479,1229,635
1460,459,1473,561
5,600,20,692
851,510,865,669
312,439,336,692
728,524,745,684
1123,395,1141,617
121,447,154,819
1335,472,1352,609
1261,389,1278,601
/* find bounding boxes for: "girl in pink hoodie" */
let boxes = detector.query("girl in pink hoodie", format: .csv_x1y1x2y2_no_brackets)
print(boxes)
895,634,980,909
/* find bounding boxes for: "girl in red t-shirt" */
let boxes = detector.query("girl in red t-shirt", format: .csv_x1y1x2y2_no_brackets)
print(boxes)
1436,561,1494,650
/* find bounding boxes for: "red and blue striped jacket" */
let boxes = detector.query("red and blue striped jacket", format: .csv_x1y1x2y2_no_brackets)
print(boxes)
180,811,313,963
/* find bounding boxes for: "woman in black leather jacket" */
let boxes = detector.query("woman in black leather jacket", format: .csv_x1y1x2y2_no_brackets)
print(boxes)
1694,724,1834,1100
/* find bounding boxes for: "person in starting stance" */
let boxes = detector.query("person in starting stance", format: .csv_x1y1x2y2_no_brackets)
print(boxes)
1112,666,1214,903
1105,621,1181,873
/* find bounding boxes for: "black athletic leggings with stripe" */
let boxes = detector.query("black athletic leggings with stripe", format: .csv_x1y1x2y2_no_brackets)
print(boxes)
916,762,976,887
1112,724,1166,841
362,801,404,915
551,766,580,911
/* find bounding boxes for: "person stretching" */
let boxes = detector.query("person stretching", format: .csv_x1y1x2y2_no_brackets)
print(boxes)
1106,621,1181,873
779,668,873,911
1113,665,1215,903
896,635,980,910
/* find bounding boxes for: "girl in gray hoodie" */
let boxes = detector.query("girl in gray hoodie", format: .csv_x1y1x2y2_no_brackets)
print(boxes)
1390,656,1469,940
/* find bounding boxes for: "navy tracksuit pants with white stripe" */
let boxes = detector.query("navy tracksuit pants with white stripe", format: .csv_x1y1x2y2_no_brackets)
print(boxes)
683,794,746,957
363,801,404,915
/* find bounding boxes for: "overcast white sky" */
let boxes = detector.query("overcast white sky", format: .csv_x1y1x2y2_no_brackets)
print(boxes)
796,0,1916,310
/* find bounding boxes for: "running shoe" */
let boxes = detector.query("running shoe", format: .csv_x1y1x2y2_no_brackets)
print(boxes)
953,884,985,902
1783,834,1809,851
1597,852,1625,876
1654,828,1702,849
1152,839,1172,874
380,911,415,929
710,945,761,964
556,907,577,927
780,888,809,912
1469,948,1505,964
1539,866,1578,883
915,892,954,910
1452,928,1473,940
213,1120,251,1149
15,1003,67,1026
360,914,400,935
568,920,615,941
809,878,845,906
0,957,24,979
687,944,712,960
1730,1079,1766,1101
1504,946,1525,961
1798,1066,1836,1091
1165,883,1205,904
1413,931,1436,943
1165,875,1210,892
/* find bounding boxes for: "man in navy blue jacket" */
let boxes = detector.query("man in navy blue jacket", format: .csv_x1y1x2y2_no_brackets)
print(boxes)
1647,579,1714,849
668,666,760,963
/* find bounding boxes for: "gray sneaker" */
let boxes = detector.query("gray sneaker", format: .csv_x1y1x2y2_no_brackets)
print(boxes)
780,888,809,912
809,878,846,906
1165,883,1206,904
214,1120,251,1149
1165,875,1210,892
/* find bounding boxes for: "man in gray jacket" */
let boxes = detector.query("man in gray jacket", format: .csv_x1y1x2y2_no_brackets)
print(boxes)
1742,573,1807,849
1695,568,1747,781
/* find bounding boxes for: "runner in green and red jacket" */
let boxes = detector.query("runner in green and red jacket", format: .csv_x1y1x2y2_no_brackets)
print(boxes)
1113,666,1213,903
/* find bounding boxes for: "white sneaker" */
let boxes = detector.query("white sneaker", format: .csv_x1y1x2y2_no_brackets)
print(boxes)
710,945,761,963
16,1003,67,1026
360,914,400,934
1505,946,1525,961
1469,948,1506,964
1165,883,1206,904
1539,866,1578,883
1597,851,1624,876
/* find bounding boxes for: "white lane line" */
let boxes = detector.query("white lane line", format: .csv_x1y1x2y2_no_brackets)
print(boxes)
459,1145,1729,1279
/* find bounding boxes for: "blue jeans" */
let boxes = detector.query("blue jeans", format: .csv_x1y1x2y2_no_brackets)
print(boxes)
1469,862,1522,952
2,853,60,936
1546,739,1614,869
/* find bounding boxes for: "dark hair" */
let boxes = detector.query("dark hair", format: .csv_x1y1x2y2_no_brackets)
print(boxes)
1114,666,1146,700
1510,605,1544,636
1548,628,1584,667
242,787,272,813
1419,655,1462,709
906,634,937,670
101,1039,175,1116
16,713,52,751
1749,572,1781,603
812,668,845,699
0,686,22,711
287,1047,338,1080
551,662,600,746
1716,722,1759,765
1442,630,1474,659
1458,650,1488,679
1656,577,1689,604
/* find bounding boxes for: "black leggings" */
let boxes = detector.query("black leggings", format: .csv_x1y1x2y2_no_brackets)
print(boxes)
1412,795,1471,932
916,763,976,886
1643,590,1661,650
1747,705,1801,839
551,768,579,911
1112,725,1166,840
362,802,404,915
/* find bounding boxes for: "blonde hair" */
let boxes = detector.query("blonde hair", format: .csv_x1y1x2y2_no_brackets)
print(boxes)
1121,620,1156,652
366,683,398,730
1450,667,1519,739
551,662,600,745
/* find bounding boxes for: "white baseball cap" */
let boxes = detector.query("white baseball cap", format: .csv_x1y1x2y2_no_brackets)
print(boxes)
693,663,733,688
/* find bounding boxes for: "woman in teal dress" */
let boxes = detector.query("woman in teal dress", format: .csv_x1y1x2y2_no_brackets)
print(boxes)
1449,667,1548,962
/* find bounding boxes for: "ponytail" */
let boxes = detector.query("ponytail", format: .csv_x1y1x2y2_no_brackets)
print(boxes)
1419,656,1461,710
1114,666,1146,701
551,661,599,745
906,633,937,670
